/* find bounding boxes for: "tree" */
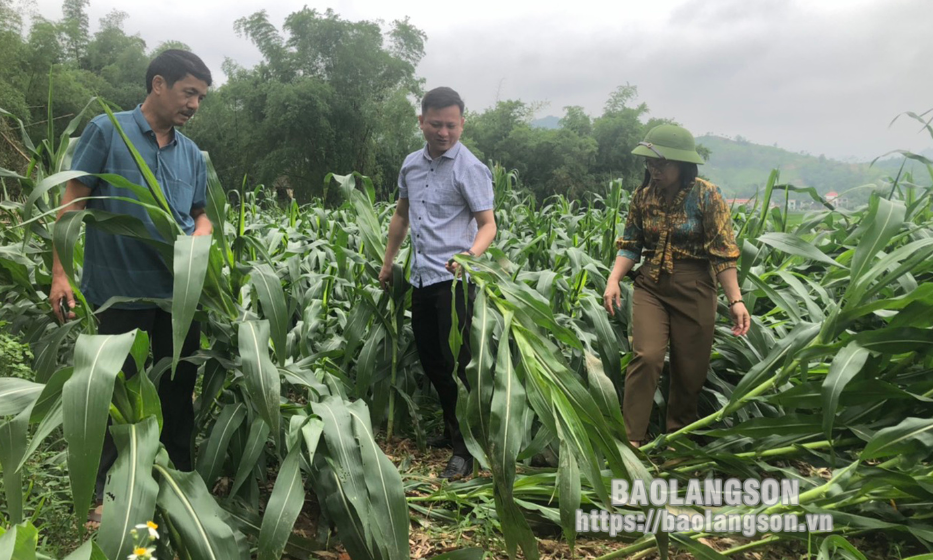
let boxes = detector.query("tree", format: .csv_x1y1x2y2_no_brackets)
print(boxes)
60,0,88,63
462,99,534,162
85,10,147,109
458,101,601,201
592,85,650,189
0,0,28,122
190,8,426,202
501,127,597,201
24,18,64,97
560,106,591,137
0,0,21,33
152,40,192,57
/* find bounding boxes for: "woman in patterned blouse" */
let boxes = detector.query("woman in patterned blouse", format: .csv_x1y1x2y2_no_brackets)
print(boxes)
602,123,750,448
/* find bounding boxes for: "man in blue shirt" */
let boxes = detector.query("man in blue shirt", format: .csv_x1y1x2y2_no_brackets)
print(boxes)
379,87,497,479
49,50,212,523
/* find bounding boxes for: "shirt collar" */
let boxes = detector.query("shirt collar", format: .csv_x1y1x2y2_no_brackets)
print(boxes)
421,141,462,161
133,104,177,146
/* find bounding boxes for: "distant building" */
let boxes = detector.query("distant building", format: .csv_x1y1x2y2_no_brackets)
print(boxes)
826,191,847,208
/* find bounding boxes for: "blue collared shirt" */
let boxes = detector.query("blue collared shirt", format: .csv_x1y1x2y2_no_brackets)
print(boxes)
399,142,494,288
70,105,207,308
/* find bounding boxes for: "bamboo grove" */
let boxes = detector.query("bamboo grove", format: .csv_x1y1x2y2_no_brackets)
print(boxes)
1,101,932,559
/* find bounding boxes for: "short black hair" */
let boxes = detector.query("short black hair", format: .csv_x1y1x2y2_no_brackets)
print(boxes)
421,87,464,116
146,49,212,94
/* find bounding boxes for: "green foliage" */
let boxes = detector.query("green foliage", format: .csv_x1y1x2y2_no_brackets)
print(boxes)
2,4,933,559
2,108,932,557
462,85,671,201
0,1,182,178
60,0,90,63
2,106,415,559
0,323,32,380
186,8,425,203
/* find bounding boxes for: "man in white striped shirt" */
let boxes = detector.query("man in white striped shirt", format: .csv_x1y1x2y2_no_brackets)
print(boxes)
379,87,497,479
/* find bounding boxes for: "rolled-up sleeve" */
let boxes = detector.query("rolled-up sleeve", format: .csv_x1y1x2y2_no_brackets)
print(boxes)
616,192,644,261
702,184,740,274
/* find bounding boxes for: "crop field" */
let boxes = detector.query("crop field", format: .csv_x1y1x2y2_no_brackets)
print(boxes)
1,107,933,560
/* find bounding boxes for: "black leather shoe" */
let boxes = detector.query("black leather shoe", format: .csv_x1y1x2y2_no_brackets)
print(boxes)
440,455,473,479
427,435,452,449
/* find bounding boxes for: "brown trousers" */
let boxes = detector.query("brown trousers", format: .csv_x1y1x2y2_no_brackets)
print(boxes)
623,259,717,442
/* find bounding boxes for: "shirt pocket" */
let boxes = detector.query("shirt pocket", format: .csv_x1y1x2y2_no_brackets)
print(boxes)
163,171,195,215
427,184,462,219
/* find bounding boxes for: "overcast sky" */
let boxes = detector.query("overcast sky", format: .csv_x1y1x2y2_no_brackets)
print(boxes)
30,0,933,161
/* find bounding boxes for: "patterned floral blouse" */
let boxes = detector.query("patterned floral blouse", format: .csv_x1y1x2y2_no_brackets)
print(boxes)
616,177,740,282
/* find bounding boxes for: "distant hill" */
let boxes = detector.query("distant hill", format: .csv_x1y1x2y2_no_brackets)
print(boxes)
527,119,930,202
531,116,560,130
697,135,931,199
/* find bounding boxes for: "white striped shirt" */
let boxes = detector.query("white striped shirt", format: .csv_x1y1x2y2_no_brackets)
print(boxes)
399,142,494,288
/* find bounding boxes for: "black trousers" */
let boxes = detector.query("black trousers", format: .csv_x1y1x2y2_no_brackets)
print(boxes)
411,280,476,457
95,307,201,502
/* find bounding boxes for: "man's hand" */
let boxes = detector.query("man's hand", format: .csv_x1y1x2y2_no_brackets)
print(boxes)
50,274,76,323
51,179,90,323
445,252,471,276
380,199,409,292
379,263,394,292
191,208,212,236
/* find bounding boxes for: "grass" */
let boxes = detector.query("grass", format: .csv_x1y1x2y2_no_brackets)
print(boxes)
0,430,83,557
784,211,805,229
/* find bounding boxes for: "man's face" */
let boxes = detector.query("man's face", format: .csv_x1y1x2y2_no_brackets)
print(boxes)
153,73,208,127
419,105,464,158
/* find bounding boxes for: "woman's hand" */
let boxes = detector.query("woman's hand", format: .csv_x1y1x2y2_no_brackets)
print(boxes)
603,256,637,316
603,280,622,316
729,302,750,336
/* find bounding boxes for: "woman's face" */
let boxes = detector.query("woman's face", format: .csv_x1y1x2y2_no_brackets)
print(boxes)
645,158,681,189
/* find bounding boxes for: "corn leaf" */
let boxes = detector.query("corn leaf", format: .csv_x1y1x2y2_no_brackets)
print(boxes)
97,416,160,560
154,463,246,559
238,320,282,450
62,331,140,529
257,443,305,560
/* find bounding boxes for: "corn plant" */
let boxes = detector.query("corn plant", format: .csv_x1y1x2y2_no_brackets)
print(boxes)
1,96,932,560
1,101,410,560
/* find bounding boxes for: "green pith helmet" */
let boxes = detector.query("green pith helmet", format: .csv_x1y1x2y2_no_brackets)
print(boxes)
631,123,705,165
